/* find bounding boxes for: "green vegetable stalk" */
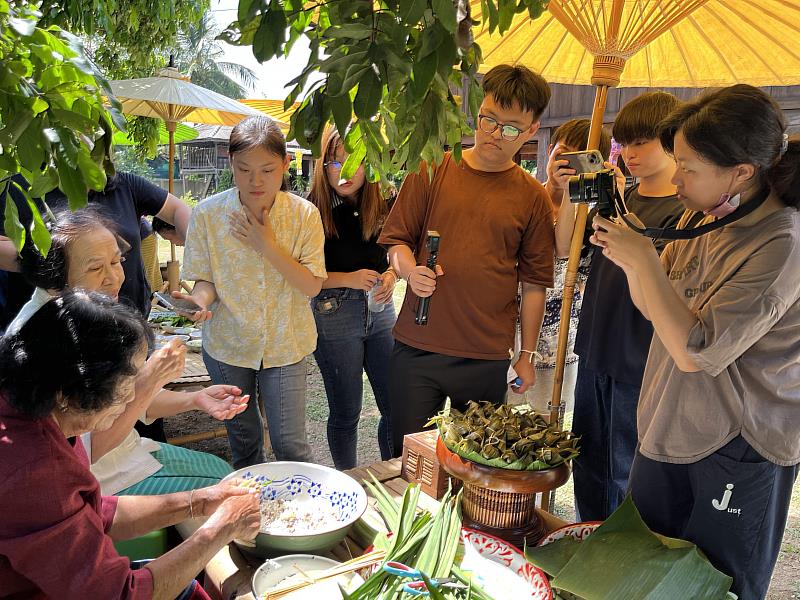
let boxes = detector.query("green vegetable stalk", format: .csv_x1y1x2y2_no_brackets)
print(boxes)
346,474,494,600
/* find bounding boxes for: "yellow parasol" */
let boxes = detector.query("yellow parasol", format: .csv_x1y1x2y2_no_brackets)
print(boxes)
240,99,300,133
471,0,800,438
110,60,268,291
475,1,800,88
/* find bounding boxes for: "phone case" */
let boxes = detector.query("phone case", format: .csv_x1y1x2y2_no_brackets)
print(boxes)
559,150,604,174
155,292,200,313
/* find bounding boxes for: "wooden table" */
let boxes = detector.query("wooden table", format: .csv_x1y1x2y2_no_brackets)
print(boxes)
203,458,567,600
165,351,211,391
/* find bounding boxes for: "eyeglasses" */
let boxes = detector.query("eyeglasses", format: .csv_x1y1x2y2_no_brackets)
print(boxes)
324,159,364,171
477,114,530,141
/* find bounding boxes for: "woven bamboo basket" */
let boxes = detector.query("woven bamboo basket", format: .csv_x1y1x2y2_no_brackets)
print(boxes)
436,436,570,548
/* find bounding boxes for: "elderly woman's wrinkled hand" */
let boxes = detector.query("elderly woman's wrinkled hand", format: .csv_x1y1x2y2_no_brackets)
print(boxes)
141,339,187,390
194,478,256,515
194,385,249,421
197,479,261,541
590,212,655,272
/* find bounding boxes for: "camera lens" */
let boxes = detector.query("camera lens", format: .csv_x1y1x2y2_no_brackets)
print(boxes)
567,169,618,219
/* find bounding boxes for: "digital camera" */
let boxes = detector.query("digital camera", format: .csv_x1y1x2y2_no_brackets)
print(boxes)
568,168,619,219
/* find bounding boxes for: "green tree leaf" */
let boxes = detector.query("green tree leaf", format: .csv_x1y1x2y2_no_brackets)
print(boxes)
399,0,428,24
55,147,88,211
432,0,458,32
320,50,369,75
30,168,59,199
3,185,26,252
341,133,366,181
253,15,277,61
323,24,373,40
353,69,382,119
411,52,438,102
16,122,46,170
27,194,51,256
329,92,353,139
77,150,107,191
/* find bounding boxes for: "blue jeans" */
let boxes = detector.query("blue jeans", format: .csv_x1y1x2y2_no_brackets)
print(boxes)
202,350,312,469
571,360,640,521
312,287,395,470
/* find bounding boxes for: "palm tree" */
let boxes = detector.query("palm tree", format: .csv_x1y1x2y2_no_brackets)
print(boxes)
174,14,257,99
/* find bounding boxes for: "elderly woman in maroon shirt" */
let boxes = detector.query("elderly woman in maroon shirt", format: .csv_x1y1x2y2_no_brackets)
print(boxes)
0,291,260,600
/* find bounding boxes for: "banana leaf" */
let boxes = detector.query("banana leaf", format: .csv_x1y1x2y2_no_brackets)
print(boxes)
522,535,582,576
438,424,572,471
525,497,733,600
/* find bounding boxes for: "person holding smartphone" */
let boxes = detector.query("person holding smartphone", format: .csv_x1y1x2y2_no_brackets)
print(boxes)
521,120,611,413
175,116,327,469
554,92,686,521
379,65,555,457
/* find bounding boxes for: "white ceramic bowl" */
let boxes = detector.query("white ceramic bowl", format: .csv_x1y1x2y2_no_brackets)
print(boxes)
251,554,364,599
155,334,190,348
536,521,602,546
173,326,198,335
189,330,202,340
223,462,368,558
160,325,197,335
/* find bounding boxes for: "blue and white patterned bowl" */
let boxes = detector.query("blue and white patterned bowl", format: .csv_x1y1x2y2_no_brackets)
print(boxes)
223,461,368,557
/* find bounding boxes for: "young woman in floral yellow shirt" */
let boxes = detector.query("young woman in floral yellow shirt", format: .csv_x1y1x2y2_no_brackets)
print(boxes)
177,117,327,468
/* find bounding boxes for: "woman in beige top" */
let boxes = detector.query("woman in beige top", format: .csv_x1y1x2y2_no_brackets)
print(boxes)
13,208,248,496
177,116,327,468
592,85,800,599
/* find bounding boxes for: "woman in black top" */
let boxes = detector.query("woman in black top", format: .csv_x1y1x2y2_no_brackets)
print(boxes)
308,126,397,469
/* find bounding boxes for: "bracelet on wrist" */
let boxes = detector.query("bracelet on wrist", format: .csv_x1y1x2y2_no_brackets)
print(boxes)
519,349,543,364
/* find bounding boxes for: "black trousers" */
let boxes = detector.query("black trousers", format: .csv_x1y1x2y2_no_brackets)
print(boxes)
387,341,509,457
134,418,167,442
629,436,799,600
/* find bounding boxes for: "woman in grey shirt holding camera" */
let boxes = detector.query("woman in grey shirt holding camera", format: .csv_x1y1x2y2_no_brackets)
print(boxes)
592,85,800,599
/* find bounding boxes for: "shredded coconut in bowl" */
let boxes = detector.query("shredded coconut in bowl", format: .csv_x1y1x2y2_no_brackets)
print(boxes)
260,497,342,534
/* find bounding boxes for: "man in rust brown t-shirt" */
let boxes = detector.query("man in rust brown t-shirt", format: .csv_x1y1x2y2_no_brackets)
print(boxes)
379,65,555,457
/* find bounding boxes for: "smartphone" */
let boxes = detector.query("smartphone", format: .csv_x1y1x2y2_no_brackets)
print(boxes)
154,292,201,315
557,149,604,174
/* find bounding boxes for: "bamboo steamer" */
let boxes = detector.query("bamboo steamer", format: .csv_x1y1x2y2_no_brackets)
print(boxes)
436,436,570,549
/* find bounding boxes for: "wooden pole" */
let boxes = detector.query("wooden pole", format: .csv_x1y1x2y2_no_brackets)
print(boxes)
548,86,610,427
166,120,180,293
168,427,228,446
542,0,626,512
548,0,626,430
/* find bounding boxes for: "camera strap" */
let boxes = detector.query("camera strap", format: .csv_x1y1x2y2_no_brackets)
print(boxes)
617,186,771,240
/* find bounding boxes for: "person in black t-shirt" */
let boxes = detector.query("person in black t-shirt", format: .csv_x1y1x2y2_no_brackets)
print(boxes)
554,92,686,521
307,126,397,469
